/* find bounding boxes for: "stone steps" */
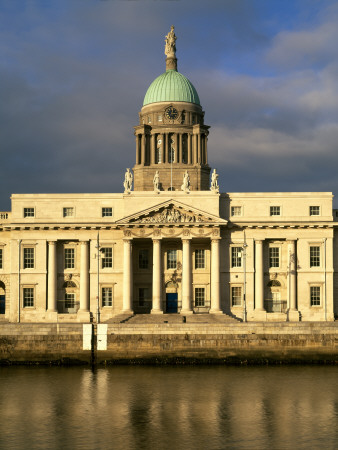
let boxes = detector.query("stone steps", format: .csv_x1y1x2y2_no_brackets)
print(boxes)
109,313,241,325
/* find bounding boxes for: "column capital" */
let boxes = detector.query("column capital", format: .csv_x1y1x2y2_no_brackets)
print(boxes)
255,239,264,244
48,240,57,245
182,238,192,243
286,239,297,244
211,238,221,243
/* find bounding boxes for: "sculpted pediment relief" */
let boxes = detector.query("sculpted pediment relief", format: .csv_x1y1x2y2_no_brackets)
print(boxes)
135,207,204,224
116,200,227,225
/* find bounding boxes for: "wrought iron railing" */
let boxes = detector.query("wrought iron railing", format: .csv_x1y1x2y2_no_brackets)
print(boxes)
264,299,287,313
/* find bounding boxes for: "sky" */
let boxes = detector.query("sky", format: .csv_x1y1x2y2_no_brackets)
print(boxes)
1,0,338,210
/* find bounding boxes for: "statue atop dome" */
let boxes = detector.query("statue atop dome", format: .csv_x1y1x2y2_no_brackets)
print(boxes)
165,25,176,57
165,26,178,71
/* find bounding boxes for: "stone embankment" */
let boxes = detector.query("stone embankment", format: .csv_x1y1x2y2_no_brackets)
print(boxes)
0,315,337,365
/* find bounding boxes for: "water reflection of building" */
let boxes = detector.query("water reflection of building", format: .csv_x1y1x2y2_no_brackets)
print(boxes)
0,26,337,324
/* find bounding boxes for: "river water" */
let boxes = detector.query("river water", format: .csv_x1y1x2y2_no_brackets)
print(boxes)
0,365,337,450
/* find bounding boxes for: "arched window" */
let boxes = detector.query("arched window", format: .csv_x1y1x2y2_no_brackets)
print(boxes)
267,280,281,287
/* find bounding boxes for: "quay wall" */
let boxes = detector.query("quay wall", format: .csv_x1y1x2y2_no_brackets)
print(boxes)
0,322,337,365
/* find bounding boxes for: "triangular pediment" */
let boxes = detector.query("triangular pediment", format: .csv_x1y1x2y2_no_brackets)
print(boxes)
116,200,227,225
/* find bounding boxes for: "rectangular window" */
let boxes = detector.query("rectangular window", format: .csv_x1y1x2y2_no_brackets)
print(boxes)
139,287,150,307
231,247,242,268
270,206,281,216
158,114,162,122
64,248,75,269
310,246,320,267
63,207,74,217
231,206,242,217
167,249,177,269
102,207,113,217
310,286,321,306
65,293,75,309
231,286,242,306
102,287,112,307
139,249,149,269
148,116,151,124
195,287,205,307
195,249,205,269
23,287,34,307
0,248,2,269
269,247,280,268
23,248,34,269
310,206,320,216
101,248,113,268
24,207,34,218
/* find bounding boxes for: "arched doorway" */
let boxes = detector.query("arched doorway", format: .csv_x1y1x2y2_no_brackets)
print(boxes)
166,280,178,313
266,280,286,313
0,281,5,314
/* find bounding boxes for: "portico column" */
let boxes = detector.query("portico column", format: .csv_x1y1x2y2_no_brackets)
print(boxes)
210,238,222,313
178,133,182,163
79,241,89,311
288,240,297,311
47,241,57,312
181,238,193,314
197,134,201,163
135,136,140,165
194,134,198,164
141,135,145,165
150,134,156,165
165,133,169,163
255,240,264,311
151,239,163,314
187,134,192,164
123,239,133,313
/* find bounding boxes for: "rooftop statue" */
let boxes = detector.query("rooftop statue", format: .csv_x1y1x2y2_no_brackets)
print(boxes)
153,170,160,193
210,169,219,193
123,168,133,194
165,25,177,58
181,170,191,193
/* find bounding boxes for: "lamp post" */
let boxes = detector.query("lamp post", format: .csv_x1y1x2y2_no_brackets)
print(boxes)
242,236,248,323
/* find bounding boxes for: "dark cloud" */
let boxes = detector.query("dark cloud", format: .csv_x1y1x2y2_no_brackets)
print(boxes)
1,0,338,211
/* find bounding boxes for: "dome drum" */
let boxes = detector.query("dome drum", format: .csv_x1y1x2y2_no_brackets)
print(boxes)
140,102,204,128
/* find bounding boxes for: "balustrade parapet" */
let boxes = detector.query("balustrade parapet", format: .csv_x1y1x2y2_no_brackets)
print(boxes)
0,212,10,222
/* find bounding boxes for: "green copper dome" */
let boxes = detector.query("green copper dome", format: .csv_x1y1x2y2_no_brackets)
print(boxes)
143,70,200,106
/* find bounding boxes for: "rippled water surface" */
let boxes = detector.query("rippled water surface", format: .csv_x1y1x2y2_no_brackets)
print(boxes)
0,365,337,450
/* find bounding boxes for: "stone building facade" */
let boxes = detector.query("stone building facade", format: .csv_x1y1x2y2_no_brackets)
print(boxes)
0,27,337,323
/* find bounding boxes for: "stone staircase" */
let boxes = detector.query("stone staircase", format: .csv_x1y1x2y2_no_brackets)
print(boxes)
104,313,240,325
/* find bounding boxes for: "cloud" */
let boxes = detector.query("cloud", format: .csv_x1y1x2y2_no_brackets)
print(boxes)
1,0,338,210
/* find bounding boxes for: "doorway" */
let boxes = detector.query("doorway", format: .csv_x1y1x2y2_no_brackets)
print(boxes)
0,281,5,314
166,293,178,313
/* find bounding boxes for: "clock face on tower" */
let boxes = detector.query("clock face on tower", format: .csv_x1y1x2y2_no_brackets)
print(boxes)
165,106,179,120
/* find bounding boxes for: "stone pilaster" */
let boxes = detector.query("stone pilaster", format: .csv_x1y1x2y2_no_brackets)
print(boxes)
253,240,266,320
210,238,222,314
47,241,57,321
78,241,90,322
287,240,299,322
151,239,163,314
122,239,133,314
181,238,193,314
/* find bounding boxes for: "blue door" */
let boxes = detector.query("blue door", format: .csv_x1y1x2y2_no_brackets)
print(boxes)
166,293,178,313
0,295,5,314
